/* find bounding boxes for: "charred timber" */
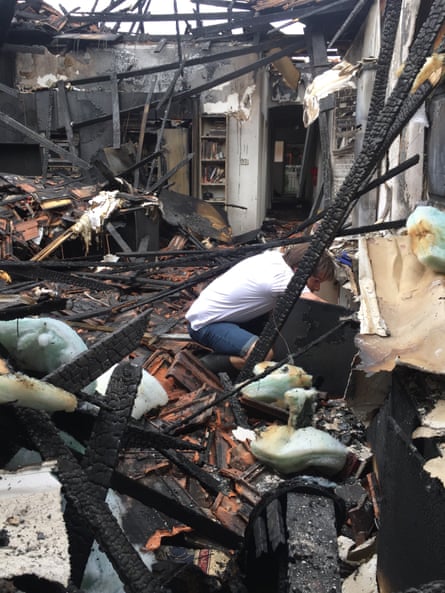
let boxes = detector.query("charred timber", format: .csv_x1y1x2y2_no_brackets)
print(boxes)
366,0,402,128
67,362,140,586
111,469,243,550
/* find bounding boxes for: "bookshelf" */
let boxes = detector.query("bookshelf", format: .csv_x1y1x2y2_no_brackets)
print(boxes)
199,115,227,205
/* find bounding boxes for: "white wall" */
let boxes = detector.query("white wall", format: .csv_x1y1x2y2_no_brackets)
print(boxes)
200,66,267,235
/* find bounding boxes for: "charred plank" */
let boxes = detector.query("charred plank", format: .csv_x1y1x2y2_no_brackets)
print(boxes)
68,362,140,586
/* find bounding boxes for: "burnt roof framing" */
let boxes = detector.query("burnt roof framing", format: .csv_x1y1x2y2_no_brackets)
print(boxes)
66,36,306,86
69,38,306,132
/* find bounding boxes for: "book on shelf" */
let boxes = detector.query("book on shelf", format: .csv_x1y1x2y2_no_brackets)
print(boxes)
201,165,225,184
201,139,225,160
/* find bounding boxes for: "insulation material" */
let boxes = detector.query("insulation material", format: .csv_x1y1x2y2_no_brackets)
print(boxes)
407,204,445,272
0,462,70,585
0,372,77,412
250,425,348,475
239,361,312,403
355,234,445,374
303,60,360,127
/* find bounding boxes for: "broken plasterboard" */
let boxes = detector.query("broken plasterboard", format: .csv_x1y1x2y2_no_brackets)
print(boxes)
0,461,70,586
355,233,445,374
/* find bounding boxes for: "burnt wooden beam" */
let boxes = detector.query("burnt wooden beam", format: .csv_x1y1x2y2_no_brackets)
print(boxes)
243,477,346,593
190,0,355,37
286,493,341,593
125,422,203,451
305,28,333,206
0,81,20,97
105,221,134,255
190,0,253,10
156,446,229,496
0,297,67,320
110,73,121,148
57,80,77,159
111,469,243,549
134,76,158,188
328,0,372,49
0,261,121,292
147,153,194,193
67,362,140,587
0,111,90,170
71,41,304,131
68,37,301,86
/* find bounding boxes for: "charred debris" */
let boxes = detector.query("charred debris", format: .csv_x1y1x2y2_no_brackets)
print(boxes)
0,2,445,593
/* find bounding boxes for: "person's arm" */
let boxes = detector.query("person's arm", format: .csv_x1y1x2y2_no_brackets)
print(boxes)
301,290,329,303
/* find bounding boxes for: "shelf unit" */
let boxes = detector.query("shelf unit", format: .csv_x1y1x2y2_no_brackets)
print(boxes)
199,115,227,205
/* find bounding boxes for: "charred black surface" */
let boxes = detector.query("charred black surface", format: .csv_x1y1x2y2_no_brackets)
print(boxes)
396,582,445,593
68,362,140,586
0,297,67,320
242,477,346,593
111,469,243,550
0,0,16,47
366,0,402,128
0,262,120,292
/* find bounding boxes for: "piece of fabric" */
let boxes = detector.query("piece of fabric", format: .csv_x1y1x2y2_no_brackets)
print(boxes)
186,250,294,331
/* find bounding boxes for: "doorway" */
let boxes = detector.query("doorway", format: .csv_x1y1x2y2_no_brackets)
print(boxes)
268,104,309,216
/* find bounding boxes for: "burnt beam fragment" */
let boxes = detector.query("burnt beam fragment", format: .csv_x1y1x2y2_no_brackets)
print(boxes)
243,477,345,593
286,492,341,593
111,469,243,550
157,446,229,496
68,362,140,586
125,422,204,451
0,297,67,320
0,261,121,292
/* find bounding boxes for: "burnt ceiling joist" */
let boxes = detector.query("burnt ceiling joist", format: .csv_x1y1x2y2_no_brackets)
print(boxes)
69,38,305,132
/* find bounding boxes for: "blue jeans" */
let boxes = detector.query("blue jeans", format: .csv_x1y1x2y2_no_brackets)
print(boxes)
188,321,257,357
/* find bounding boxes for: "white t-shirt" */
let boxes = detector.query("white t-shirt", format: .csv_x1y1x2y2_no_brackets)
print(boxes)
186,250,303,331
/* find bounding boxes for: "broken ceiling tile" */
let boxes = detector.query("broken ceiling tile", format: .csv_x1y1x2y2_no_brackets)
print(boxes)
0,461,70,586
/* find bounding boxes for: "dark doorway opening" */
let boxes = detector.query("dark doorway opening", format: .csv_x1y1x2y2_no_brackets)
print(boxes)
268,105,309,217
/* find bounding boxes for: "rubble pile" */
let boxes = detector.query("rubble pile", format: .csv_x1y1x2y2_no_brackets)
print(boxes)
0,171,380,593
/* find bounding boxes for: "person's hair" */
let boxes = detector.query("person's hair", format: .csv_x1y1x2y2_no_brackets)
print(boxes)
283,244,335,281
